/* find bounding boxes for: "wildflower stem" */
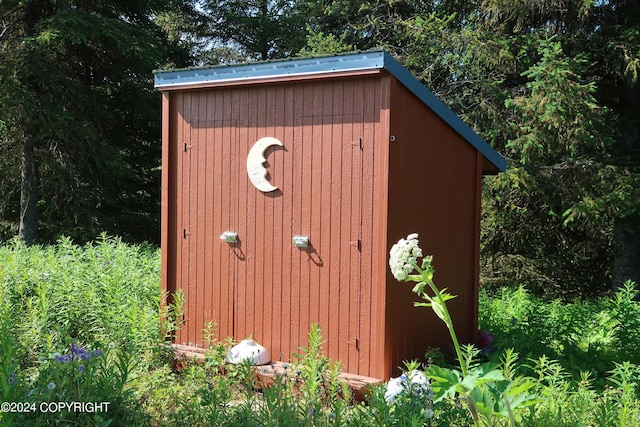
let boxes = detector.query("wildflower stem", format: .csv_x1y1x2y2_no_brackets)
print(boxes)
429,282,466,376
415,264,467,378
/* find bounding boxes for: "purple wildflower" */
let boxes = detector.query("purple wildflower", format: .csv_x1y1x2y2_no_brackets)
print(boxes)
57,354,72,363
93,349,103,357
70,343,91,360
478,330,496,355
78,364,86,373
307,402,316,416
8,373,15,385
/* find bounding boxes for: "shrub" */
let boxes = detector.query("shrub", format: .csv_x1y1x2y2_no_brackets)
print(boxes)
0,235,162,426
479,281,640,385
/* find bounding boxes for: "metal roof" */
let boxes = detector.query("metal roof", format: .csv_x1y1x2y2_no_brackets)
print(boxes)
154,50,507,172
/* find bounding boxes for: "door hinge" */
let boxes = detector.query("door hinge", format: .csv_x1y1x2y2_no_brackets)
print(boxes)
183,229,191,238
349,137,363,149
349,239,361,251
348,338,360,351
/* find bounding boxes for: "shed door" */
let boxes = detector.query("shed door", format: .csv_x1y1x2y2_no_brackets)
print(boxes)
172,113,239,347
172,106,365,374
288,114,364,373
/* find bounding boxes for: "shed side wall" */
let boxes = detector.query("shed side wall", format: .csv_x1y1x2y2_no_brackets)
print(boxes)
385,75,482,377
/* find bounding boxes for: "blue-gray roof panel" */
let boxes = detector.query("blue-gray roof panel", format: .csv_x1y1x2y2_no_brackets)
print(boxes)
154,51,385,89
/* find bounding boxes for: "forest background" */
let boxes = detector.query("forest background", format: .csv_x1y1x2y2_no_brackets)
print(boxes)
1,0,638,299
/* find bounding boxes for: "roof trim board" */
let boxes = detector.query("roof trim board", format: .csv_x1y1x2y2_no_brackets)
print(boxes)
154,50,507,172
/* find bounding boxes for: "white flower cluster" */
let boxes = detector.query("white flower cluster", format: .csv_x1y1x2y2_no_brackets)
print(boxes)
389,233,423,281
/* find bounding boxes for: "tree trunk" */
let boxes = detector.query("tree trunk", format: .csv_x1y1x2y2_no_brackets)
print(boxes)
19,137,39,244
612,213,640,291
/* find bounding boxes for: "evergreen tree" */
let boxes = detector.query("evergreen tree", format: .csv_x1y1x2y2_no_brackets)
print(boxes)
401,0,640,296
199,0,309,62
297,0,640,295
0,0,193,243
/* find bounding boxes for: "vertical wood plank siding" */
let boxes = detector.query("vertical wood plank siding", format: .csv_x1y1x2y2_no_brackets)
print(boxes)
160,92,171,310
385,77,481,377
165,76,383,377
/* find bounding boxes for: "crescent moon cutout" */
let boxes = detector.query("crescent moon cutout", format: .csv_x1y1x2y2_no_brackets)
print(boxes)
246,137,283,193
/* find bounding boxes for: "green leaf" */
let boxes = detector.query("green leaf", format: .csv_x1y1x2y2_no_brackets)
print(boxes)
411,281,426,294
469,386,498,418
425,365,462,402
475,364,505,384
431,300,447,322
414,301,432,308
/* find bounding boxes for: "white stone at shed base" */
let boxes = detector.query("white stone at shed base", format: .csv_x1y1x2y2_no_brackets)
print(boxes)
384,370,430,403
226,339,271,365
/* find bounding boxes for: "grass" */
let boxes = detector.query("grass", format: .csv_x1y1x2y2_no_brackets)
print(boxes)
0,237,639,426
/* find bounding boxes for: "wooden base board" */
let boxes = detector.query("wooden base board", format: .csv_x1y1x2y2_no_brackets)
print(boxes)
170,344,382,401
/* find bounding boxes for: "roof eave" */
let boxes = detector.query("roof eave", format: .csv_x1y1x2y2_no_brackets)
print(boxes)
381,52,507,173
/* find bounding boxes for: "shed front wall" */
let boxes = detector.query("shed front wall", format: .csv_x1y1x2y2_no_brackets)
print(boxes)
162,76,386,377
384,74,482,377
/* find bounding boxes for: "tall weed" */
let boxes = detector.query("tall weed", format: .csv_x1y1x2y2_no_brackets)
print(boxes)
0,236,162,425
479,283,640,384
0,235,161,366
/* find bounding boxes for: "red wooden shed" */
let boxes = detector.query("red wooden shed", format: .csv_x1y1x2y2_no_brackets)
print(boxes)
154,50,506,380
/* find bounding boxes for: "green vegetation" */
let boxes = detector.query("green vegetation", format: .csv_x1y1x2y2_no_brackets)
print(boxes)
1,239,639,426
480,282,640,389
2,0,639,296
390,234,539,426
